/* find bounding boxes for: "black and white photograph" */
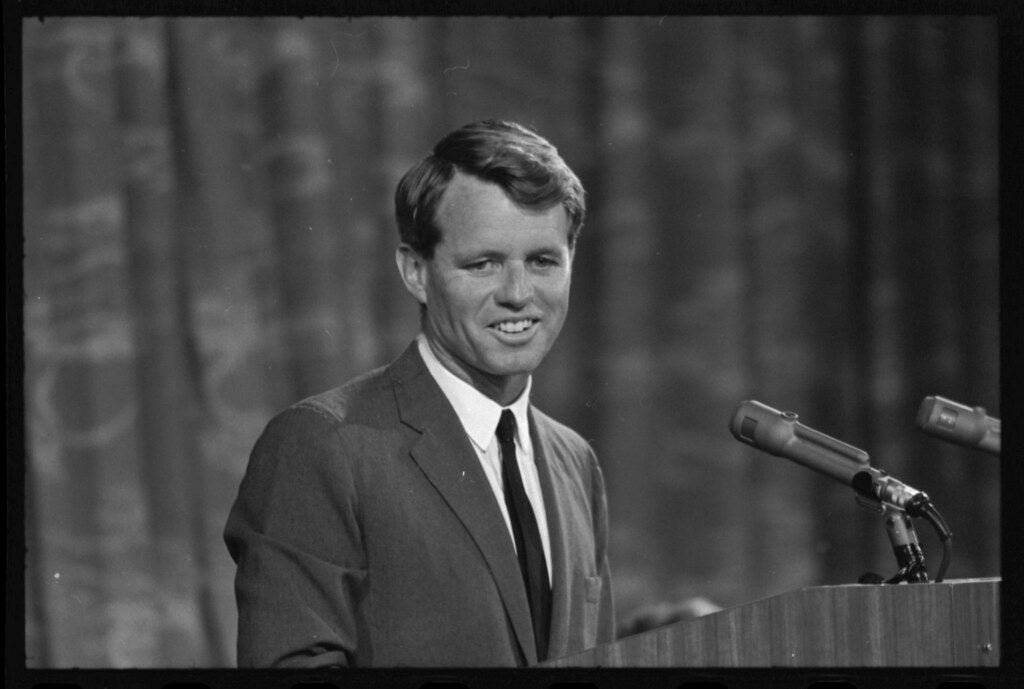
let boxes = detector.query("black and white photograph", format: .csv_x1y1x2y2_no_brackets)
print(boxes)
15,12,1006,683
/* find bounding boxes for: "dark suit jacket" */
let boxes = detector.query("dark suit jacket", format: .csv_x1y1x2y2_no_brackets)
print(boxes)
224,342,615,667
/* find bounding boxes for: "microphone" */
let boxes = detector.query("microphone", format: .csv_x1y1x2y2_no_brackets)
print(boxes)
729,400,952,581
728,400,931,515
916,395,1000,457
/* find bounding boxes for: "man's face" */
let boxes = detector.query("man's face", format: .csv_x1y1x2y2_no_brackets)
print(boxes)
398,172,574,403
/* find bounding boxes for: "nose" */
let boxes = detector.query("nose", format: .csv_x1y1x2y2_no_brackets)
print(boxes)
496,261,532,307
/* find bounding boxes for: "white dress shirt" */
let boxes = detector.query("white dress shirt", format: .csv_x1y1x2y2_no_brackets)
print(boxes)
417,334,552,582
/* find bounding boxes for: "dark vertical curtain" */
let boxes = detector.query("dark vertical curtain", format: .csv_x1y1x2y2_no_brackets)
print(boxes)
22,16,998,667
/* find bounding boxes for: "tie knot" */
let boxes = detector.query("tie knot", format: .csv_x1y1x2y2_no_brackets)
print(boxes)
496,409,516,445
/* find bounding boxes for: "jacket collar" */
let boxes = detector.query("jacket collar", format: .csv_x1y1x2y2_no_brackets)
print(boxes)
528,407,579,662
387,342,539,665
415,334,534,455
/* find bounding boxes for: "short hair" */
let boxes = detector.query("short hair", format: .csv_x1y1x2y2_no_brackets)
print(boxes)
395,120,586,259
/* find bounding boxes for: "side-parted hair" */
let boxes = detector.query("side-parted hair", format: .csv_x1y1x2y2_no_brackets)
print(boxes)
395,120,586,259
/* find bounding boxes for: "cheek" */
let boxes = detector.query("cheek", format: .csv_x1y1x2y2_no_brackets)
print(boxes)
540,277,572,310
429,279,488,325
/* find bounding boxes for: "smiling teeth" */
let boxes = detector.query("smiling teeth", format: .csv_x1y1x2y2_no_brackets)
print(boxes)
495,319,533,334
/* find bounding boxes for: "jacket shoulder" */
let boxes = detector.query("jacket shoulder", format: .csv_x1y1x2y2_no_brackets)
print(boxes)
531,406,587,445
287,360,400,430
530,406,597,469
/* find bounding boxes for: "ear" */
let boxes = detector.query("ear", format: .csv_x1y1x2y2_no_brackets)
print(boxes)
396,244,429,306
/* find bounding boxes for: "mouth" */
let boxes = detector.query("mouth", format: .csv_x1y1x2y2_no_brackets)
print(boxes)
489,318,539,337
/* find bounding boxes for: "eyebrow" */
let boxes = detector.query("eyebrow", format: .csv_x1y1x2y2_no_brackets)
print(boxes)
457,246,565,261
456,249,505,262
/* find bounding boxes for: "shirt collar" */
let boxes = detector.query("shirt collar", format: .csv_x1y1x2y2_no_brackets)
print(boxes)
417,334,532,454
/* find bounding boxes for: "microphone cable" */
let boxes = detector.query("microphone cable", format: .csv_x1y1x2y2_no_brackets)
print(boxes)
905,493,953,583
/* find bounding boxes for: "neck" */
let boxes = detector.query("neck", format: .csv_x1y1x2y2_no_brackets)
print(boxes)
478,375,528,407
423,337,528,406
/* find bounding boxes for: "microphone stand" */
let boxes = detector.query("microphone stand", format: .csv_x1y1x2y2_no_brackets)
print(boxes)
856,498,928,584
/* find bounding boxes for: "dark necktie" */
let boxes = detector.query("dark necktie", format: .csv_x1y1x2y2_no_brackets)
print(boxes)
496,409,551,662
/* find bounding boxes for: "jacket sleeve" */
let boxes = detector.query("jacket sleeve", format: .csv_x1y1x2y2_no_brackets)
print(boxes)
223,405,366,667
589,447,617,644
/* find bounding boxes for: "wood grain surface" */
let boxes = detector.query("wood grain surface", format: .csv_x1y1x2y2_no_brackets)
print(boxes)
544,578,999,667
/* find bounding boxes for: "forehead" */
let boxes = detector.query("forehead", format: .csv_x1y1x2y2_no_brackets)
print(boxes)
434,172,570,249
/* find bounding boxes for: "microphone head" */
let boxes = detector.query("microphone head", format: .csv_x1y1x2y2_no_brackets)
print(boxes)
729,400,798,456
729,399,871,485
916,395,1000,457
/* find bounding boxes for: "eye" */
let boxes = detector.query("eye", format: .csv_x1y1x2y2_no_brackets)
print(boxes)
464,258,496,272
531,255,560,268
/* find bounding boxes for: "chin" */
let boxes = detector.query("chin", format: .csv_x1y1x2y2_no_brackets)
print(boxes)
482,351,546,377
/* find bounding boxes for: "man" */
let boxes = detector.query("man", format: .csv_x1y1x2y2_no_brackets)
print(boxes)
224,120,615,667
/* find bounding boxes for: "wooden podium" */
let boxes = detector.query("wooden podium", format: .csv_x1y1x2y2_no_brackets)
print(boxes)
545,578,999,667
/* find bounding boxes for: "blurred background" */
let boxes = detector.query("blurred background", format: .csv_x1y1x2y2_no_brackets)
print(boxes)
21,15,999,667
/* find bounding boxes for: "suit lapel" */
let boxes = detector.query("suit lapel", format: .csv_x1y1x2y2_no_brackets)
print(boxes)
389,344,537,665
530,408,572,662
